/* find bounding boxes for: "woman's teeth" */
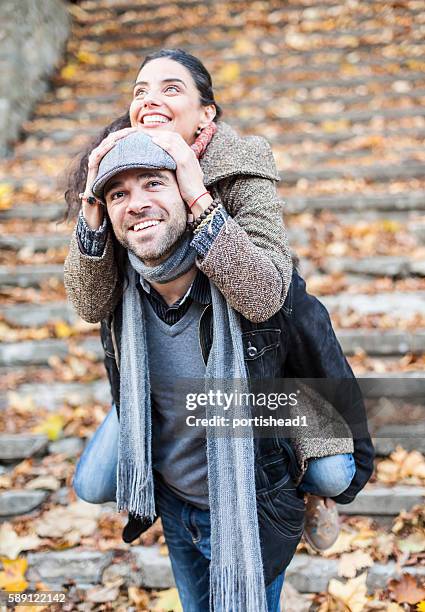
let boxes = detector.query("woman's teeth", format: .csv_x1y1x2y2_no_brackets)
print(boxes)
142,115,170,124
132,220,160,231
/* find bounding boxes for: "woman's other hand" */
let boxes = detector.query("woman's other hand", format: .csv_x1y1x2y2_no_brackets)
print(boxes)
150,131,210,215
82,127,138,229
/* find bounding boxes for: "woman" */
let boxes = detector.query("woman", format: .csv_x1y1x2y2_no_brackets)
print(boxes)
65,49,372,612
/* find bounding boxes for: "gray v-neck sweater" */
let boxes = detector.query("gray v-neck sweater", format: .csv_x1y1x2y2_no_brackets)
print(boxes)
144,294,209,509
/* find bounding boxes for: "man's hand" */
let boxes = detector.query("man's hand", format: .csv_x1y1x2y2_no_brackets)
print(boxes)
83,127,138,229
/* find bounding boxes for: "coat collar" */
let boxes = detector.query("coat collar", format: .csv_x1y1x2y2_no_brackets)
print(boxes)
199,120,280,186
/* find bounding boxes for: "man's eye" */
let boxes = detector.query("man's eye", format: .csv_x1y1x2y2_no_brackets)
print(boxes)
111,191,125,200
147,180,162,188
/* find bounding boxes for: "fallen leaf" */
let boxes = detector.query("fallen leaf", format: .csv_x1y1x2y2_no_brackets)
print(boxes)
388,574,425,605
32,414,64,441
0,557,28,592
397,531,425,555
327,572,368,612
35,500,101,541
25,475,60,491
338,550,374,578
128,586,150,607
0,524,42,559
152,587,183,612
416,601,425,612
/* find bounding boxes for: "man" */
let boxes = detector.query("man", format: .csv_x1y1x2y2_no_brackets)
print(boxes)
65,132,374,612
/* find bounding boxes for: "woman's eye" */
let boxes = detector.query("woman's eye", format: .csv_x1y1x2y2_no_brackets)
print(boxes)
134,88,146,97
165,85,179,93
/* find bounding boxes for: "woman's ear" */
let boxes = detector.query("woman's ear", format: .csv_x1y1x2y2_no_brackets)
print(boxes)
199,104,217,128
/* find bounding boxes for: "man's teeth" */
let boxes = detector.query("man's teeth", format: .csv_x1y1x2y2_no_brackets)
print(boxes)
132,220,160,231
142,115,170,124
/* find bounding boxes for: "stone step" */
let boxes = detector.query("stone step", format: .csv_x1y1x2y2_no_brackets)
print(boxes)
0,434,49,462
1,329,424,368
337,329,425,356
0,264,64,287
0,337,101,367
337,485,425,516
0,234,70,252
0,380,110,410
320,291,425,317
286,191,425,214
22,544,425,594
0,490,48,517
359,373,425,399
322,255,425,277
373,423,425,455
0,204,65,221
281,162,425,186
0,301,78,327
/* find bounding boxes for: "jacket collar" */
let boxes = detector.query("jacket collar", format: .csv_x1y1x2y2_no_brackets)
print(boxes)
199,120,280,186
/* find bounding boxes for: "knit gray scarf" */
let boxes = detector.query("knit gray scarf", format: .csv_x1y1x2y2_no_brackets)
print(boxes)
117,233,267,612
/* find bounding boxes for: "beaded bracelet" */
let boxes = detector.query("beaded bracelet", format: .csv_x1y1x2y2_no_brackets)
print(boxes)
193,206,222,235
187,199,220,232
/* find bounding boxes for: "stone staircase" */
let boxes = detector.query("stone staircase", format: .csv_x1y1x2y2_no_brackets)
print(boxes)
0,0,424,605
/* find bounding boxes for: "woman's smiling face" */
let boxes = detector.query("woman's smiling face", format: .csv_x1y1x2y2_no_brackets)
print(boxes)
129,57,215,145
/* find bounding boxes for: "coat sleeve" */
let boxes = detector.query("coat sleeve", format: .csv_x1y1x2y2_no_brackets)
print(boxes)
283,271,375,503
196,175,293,323
63,225,122,323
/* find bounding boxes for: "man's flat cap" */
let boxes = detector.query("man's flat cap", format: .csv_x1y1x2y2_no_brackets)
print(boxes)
92,131,177,200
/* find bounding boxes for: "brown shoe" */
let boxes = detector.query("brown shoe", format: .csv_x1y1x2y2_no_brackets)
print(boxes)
303,495,340,552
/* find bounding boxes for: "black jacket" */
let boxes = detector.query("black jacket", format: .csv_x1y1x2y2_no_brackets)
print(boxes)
100,270,374,586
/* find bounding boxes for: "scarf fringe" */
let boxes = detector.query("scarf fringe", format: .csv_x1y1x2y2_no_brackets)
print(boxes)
209,563,268,612
116,459,156,520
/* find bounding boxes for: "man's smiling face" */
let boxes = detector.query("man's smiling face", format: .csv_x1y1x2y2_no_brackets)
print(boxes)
104,168,187,265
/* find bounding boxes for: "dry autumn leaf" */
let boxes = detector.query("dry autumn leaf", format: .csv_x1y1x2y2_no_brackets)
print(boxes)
0,557,28,592
388,574,425,605
397,531,425,555
32,414,64,441
152,587,183,612
327,572,368,612
337,550,374,578
377,447,425,484
0,524,42,560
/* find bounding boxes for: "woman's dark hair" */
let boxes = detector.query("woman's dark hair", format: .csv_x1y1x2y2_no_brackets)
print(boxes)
64,49,222,286
64,48,222,221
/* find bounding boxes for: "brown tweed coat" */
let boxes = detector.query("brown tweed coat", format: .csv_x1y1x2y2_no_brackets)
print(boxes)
64,120,353,478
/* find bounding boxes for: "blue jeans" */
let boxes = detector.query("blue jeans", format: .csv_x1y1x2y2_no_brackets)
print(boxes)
155,473,285,612
73,406,356,610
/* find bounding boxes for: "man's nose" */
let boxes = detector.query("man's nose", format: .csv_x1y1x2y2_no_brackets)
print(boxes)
126,192,151,215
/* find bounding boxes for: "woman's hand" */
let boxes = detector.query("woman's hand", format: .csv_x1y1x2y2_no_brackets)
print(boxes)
82,127,138,229
150,131,212,216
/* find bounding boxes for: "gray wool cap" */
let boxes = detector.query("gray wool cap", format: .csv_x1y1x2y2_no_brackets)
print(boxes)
92,131,177,200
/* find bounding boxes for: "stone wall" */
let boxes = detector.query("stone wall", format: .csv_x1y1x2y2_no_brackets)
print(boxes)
0,0,70,157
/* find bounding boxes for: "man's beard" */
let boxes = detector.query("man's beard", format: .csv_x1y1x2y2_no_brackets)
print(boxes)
118,212,187,266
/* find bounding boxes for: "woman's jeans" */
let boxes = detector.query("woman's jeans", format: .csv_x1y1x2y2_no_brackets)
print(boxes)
73,405,356,611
